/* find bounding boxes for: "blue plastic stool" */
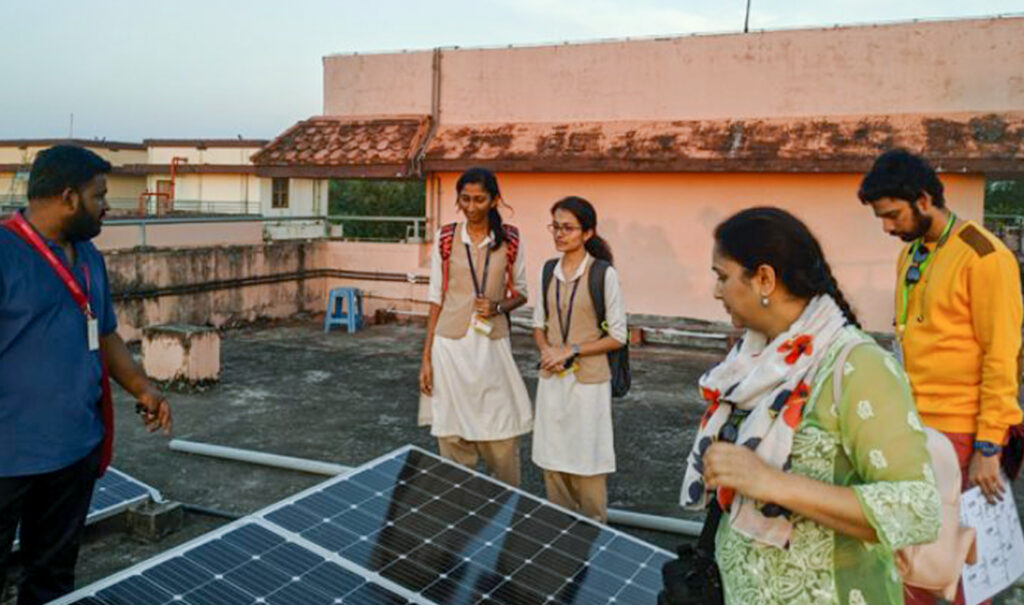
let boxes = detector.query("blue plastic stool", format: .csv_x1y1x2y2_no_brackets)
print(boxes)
323,287,363,333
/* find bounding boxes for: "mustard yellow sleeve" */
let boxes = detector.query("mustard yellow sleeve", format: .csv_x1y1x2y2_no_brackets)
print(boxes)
968,249,1024,444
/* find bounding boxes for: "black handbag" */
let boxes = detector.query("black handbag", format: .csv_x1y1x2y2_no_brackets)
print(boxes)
1003,423,1024,481
658,501,725,605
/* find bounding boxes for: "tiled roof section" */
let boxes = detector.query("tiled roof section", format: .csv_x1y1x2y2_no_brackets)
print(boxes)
422,113,1024,174
251,116,432,178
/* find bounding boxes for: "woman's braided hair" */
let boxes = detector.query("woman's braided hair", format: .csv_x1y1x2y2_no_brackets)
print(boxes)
714,207,861,328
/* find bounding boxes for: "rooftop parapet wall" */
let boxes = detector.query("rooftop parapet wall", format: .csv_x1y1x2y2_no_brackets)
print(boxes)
106,242,322,341
324,17,1024,124
102,240,431,342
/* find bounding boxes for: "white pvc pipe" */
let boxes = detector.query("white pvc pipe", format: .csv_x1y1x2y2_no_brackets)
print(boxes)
169,439,352,476
606,509,701,537
168,439,701,537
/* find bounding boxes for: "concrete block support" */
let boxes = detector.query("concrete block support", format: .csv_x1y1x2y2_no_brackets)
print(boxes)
125,501,184,542
142,324,221,386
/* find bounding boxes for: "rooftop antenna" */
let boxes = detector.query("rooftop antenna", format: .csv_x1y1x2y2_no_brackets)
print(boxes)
744,0,752,32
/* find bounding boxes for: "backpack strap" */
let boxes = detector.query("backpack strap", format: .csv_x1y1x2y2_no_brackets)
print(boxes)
541,259,558,327
438,222,458,295
502,224,520,297
588,259,611,334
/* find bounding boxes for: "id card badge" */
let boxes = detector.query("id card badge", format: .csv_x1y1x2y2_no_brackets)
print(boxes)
471,315,493,335
87,316,100,351
558,362,580,378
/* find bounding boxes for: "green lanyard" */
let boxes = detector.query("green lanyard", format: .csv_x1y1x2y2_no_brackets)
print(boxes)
898,213,956,331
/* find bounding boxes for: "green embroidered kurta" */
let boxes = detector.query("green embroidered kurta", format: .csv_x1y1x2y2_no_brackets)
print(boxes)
716,328,941,605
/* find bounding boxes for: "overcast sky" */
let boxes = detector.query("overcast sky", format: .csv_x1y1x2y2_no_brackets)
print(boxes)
2,0,1021,141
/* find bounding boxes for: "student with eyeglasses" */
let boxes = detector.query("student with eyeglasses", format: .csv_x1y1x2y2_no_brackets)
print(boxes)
531,196,626,522
859,149,1023,604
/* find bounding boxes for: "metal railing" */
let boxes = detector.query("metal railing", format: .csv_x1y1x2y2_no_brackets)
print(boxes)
101,214,429,248
326,214,428,241
4,196,264,216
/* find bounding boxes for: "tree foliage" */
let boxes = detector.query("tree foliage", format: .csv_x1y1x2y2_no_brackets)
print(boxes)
986,180,1024,217
329,179,426,240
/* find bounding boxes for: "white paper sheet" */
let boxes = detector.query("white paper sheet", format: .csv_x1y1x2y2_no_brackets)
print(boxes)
959,484,1024,605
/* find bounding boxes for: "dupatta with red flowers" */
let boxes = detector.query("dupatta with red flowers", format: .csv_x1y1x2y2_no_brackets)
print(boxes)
681,295,849,548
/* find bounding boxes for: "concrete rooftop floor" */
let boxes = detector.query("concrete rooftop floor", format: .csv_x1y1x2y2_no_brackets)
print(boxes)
5,319,1024,603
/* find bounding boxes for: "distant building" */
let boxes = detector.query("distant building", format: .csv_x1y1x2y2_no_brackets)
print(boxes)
0,138,287,217
255,16,1024,330
0,139,147,209
136,139,268,215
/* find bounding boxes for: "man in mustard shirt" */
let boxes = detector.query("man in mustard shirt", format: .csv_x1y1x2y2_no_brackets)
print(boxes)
858,149,1022,510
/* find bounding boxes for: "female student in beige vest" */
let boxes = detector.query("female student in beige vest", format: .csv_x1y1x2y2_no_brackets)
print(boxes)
532,196,627,522
418,167,533,487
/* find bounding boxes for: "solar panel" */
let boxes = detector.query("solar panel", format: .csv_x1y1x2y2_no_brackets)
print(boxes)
89,467,161,521
12,467,158,552
53,446,673,605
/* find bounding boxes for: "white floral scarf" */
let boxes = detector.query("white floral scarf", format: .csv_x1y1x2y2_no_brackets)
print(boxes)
680,295,849,548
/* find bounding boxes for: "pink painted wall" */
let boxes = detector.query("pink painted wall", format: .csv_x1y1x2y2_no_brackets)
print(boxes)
319,241,431,317
103,240,432,342
432,171,985,332
106,243,323,341
323,51,433,117
324,17,1024,122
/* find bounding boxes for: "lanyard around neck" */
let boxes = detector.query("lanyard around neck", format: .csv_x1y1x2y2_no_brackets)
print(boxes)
465,242,492,298
555,270,582,344
898,213,956,331
3,212,92,317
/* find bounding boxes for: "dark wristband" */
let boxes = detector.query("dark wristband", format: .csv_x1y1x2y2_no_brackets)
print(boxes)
973,441,1002,457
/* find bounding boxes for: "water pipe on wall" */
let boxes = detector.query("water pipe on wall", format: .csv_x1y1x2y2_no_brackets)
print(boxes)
137,156,189,216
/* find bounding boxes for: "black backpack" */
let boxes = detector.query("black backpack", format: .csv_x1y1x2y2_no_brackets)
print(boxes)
542,258,631,398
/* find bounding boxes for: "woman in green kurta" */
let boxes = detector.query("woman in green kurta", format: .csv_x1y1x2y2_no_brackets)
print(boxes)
682,207,941,605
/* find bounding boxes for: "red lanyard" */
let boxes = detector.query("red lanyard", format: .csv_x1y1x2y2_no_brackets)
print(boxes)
3,212,93,318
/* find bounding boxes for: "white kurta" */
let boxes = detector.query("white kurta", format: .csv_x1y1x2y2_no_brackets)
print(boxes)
419,223,533,441
531,254,627,476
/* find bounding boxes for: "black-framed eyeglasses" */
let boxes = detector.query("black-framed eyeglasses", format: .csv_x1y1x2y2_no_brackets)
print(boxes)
905,245,930,285
547,223,581,235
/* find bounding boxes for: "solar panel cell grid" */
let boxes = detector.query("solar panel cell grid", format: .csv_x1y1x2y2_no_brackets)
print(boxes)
58,445,670,605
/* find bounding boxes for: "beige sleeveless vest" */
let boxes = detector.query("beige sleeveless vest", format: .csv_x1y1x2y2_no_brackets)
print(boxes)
436,233,511,340
540,260,610,384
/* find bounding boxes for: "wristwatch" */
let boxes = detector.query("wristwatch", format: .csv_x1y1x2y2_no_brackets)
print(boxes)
973,441,1002,457
565,344,580,368
494,301,503,315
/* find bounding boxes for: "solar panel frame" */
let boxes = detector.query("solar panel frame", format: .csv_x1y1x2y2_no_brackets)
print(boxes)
88,467,163,523
52,445,675,605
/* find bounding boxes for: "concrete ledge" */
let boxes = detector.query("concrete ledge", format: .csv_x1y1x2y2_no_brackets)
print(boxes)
126,501,184,543
142,324,221,389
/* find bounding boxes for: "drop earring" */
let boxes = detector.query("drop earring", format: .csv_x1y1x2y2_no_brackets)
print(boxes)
760,296,770,308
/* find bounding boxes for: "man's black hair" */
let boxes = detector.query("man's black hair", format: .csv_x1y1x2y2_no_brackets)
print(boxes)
27,145,112,200
857,148,945,208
